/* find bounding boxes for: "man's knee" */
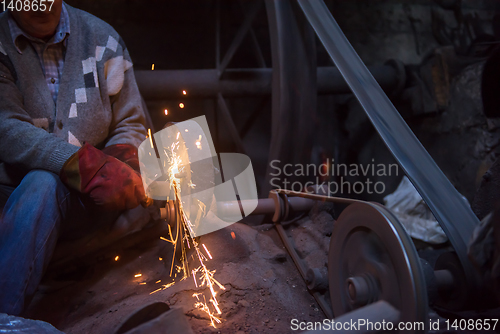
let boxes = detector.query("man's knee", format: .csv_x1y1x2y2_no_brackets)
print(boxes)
17,170,68,199
1,170,70,221
21,170,61,188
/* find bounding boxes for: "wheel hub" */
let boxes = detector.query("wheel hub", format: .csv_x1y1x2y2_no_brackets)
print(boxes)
328,202,428,331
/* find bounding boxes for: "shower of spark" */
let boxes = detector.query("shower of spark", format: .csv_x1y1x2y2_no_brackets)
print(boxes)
156,131,225,328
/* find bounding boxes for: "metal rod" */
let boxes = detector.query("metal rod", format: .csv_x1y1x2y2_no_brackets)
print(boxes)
135,65,401,99
216,196,315,217
217,198,274,217
274,221,334,319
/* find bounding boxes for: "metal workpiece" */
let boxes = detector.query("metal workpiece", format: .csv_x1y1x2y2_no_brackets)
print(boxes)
159,200,176,223
215,198,275,217
160,195,315,227
297,0,480,292
134,65,402,100
268,190,317,223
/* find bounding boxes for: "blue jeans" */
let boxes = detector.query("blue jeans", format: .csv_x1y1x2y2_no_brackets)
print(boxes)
0,170,108,315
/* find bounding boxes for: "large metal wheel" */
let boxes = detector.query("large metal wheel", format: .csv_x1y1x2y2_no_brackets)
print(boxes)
328,202,428,332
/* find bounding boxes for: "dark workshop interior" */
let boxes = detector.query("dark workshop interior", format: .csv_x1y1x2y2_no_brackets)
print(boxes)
2,0,500,333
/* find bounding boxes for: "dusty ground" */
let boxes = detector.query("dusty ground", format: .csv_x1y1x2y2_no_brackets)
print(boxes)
25,205,334,334
21,201,500,334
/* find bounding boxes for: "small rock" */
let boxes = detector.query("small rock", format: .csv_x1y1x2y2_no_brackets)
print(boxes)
187,309,211,320
238,300,250,307
224,301,237,309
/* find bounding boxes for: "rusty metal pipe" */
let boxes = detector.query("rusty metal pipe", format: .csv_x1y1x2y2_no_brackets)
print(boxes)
216,196,315,218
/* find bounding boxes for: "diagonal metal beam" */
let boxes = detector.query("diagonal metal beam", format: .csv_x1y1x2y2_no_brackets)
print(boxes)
218,0,262,78
249,29,267,68
297,0,480,289
238,0,267,68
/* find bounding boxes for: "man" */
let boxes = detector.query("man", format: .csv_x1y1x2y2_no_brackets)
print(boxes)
0,0,149,315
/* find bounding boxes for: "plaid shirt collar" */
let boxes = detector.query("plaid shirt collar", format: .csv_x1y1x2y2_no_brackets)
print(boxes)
7,3,70,54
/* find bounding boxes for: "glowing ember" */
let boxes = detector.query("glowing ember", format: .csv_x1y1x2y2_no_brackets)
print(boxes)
139,282,147,285
151,64,155,70
134,274,142,278
231,232,236,240
160,236,174,244
179,103,185,109
202,244,212,259
114,256,119,261
159,257,163,261
156,280,161,284
182,90,187,95
195,135,202,149
193,293,222,327
148,128,154,149
164,109,168,115
149,282,176,295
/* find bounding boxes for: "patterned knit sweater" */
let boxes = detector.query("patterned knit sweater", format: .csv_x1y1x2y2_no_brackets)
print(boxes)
0,4,147,186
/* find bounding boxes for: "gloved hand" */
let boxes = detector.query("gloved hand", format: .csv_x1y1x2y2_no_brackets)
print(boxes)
102,144,154,207
60,143,147,211
102,144,139,172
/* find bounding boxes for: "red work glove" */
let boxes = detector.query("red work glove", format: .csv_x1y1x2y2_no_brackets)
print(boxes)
102,144,154,207
102,144,140,172
60,143,147,211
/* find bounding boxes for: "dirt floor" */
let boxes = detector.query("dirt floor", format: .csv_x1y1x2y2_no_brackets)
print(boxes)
25,205,333,334
18,200,500,334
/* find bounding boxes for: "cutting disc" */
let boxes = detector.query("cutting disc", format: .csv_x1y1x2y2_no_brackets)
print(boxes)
328,202,428,331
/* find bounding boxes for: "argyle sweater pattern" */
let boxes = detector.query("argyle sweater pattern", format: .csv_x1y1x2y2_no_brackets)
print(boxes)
0,4,147,186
